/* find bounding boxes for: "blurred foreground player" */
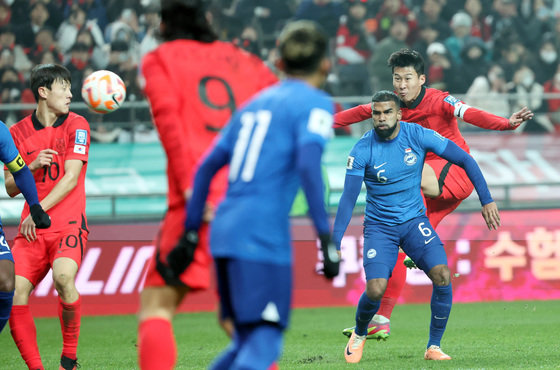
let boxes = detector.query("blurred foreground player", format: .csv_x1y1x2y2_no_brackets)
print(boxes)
336,49,533,340
162,20,340,369
335,91,500,363
136,0,278,369
0,121,50,334
6,64,90,370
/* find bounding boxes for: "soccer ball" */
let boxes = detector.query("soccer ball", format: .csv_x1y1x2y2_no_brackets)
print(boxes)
81,70,126,114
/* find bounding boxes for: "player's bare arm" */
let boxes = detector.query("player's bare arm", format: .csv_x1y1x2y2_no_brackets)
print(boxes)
20,159,83,242
481,201,500,231
508,106,534,128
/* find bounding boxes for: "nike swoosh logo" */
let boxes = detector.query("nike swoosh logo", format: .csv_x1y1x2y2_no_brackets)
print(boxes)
373,162,386,169
26,150,36,155
346,346,353,356
434,315,447,320
425,236,436,244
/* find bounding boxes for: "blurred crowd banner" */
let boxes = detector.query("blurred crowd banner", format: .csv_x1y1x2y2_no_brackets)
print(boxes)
14,208,560,318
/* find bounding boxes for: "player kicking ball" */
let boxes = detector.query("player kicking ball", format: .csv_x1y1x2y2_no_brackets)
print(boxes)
333,91,500,363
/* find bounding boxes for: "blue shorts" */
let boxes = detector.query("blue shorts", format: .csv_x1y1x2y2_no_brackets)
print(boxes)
362,215,447,280
215,258,292,329
0,227,13,263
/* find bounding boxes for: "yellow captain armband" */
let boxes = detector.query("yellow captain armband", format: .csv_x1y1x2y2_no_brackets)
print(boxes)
6,153,26,173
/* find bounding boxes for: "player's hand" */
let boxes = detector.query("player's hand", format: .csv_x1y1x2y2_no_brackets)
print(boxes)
20,214,37,242
481,201,500,230
319,234,340,279
155,230,199,285
508,107,534,129
29,204,51,229
29,149,58,171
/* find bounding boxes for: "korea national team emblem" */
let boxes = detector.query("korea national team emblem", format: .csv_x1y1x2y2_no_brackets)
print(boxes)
75,129,88,145
403,148,417,166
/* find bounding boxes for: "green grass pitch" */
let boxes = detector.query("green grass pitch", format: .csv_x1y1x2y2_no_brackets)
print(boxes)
0,300,559,369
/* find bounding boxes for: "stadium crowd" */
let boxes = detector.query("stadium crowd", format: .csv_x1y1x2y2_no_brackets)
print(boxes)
0,0,559,138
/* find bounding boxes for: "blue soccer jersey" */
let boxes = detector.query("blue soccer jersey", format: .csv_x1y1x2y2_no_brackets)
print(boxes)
346,121,448,225
209,79,333,265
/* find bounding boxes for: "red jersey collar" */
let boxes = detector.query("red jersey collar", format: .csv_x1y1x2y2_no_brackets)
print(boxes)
401,86,426,109
31,110,69,130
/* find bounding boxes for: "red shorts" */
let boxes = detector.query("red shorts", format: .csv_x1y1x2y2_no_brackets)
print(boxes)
424,158,474,229
12,227,88,286
143,205,212,290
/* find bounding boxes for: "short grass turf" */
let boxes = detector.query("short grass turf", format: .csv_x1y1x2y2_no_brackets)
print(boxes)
0,300,558,369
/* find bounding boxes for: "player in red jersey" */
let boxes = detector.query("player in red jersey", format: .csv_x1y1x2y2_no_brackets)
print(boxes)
4,64,90,370
136,1,278,369
336,49,533,340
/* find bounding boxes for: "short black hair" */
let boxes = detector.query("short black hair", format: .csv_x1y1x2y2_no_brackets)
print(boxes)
387,48,425,76
371,90,400,107
160,0,217,42
30,64,71,101
277,20,328,76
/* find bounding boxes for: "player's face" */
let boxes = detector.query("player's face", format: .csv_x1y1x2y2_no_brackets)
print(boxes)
392,66,426,104
371,100,401,140
45,79,72,115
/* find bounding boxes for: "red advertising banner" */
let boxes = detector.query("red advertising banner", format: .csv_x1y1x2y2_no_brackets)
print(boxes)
9,208,560,317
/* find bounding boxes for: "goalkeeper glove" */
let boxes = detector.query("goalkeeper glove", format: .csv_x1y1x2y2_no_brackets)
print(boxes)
156,229,199,286
29,204,50,229
319,233,340,279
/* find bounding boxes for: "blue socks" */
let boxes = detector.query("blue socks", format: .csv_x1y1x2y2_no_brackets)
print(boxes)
428,284,452,348
355,292,380,336
0,290,14,333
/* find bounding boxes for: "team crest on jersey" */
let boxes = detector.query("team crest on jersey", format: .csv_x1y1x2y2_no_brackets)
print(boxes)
346,156,355,169
75,129,88,145
443,95,459,106
404,148,417,166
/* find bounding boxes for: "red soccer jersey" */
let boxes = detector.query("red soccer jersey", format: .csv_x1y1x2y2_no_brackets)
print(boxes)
334,86,512,160
9,111,89,233
140,39,278,209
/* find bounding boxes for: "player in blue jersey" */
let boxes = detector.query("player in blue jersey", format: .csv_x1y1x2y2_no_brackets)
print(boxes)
335,91,500,363
156,21,340,369
0,121,50,333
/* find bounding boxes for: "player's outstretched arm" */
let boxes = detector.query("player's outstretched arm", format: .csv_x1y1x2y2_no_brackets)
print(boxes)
508,106,534,129
481,202,500,231
333,103,371,127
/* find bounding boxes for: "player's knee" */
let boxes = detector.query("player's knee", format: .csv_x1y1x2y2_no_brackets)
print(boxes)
53,273,75,293
0,266,14,292
365,279,387,301
428,265,450,286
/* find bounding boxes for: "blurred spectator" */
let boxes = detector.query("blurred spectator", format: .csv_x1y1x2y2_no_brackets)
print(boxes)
35,49,62,65
416,0,450,40
543,70,560,127
104,8,141,65
509,64,554,133
463,0,492,42
425,41,458,91
139,2,161,59
516,0,552,49
65,41,91,98
0,0,11,28
456,37,489,93
75,27,108,69
334,0,374,96
29,27,62,65
64,0,108,32
0,26,32,76
0,67,34,125
413,20,442,62
293,0,344,39
497,40,529,82
13,1,51,49
373,0,417,43
233,25,263,57
487,0,524,55
106,40,140,103
465,63,511,118
530,36,559,85
369,16,410,91
56,4,105,55
444,11,476,66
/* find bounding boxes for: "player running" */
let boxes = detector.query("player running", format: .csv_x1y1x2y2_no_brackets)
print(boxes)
336,49,533,340
0,122,50,335
6,64,90,370
336,90,500,363
136,1,278,369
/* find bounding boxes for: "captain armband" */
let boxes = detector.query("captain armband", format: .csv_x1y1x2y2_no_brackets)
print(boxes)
6,153,26,173
453,102,471,119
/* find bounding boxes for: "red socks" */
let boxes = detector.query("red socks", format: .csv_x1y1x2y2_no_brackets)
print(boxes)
9,304,43,370
377,252,407,319
138,318,176,370
58,296,82,360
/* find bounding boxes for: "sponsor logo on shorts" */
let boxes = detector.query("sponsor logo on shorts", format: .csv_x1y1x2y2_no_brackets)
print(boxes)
366,249,377,259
